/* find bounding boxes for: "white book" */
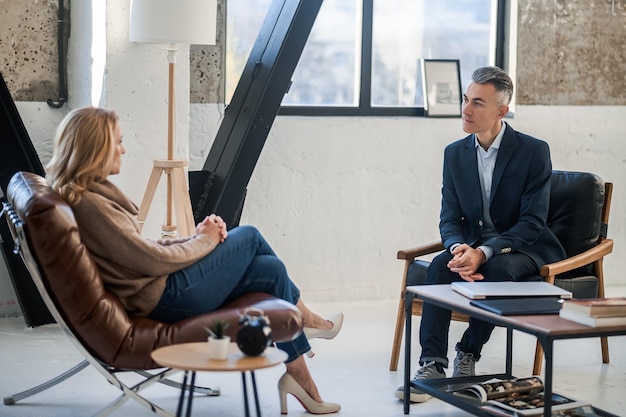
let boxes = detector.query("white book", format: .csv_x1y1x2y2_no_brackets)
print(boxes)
559,309,626,327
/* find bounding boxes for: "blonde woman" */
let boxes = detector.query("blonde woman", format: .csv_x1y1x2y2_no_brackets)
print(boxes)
46,107,343,414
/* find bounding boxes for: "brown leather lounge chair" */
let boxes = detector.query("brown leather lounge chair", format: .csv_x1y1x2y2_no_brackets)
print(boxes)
2,171,303,417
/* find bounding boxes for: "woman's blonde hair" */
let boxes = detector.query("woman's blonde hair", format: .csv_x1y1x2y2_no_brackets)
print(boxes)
46,107,119,205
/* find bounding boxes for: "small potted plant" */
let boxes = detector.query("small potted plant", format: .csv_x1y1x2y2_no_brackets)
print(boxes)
205,319,230,360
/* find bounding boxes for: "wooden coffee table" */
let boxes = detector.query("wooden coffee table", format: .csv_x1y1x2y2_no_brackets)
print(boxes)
402,284,626,416
152,342,287,417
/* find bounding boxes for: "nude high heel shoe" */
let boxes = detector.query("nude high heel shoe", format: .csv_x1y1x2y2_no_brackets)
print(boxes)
278,373,341,415
303,313,344,340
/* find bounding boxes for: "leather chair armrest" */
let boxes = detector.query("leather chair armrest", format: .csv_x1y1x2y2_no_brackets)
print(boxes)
540,239,613,278
397,241,444,260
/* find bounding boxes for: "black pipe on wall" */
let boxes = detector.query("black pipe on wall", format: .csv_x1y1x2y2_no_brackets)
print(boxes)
47,0,67,108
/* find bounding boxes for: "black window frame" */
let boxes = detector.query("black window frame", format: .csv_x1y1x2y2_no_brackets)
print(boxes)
278,0,508,117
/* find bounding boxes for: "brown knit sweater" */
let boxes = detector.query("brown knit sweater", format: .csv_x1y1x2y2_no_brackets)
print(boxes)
70,179,218,317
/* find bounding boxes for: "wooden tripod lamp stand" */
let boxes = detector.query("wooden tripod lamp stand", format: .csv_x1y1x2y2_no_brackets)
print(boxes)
129,0,217,237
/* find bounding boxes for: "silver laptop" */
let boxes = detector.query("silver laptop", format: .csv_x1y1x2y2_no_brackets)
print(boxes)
451,281,573,300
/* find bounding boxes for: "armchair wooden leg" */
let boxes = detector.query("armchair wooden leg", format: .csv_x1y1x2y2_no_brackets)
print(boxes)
390,295,406,371
534,336,609,376
601,336,609,363
533,341,544,376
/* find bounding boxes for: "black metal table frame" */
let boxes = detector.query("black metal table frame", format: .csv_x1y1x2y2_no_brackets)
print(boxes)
176,370,262,417
402,286,626,417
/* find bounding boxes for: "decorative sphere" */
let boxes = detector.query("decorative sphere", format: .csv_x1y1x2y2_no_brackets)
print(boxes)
237,312,272,356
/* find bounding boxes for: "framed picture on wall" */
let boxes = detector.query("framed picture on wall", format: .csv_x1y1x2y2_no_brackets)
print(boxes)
421,59,462,117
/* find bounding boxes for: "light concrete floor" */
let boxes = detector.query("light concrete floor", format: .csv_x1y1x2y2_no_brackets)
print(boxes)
1,292,625,417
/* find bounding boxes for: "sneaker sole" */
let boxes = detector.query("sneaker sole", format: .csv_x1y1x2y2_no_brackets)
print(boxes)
395,389,432,403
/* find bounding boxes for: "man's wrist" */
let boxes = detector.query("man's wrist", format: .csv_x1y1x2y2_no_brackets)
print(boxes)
477,245,492,262
449,243,461,254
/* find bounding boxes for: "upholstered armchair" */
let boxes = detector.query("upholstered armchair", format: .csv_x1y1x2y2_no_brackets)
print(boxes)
389,170,613,376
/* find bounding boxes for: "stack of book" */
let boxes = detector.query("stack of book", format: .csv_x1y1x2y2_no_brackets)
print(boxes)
559,297,626,327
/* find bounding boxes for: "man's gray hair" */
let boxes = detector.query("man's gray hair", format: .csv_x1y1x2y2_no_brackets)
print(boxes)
472,66,513,106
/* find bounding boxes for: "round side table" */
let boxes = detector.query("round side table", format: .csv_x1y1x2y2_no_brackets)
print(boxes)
152,342,287,417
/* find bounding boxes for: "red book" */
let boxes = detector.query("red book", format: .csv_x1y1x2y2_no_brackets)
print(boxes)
561,297,626,317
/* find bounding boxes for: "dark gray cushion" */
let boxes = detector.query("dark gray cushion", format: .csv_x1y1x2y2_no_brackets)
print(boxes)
548,171,605,277
406,260,431,286
554,276,599,299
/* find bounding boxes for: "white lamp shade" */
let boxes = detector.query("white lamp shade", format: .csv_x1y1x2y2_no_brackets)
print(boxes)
130,0,217,45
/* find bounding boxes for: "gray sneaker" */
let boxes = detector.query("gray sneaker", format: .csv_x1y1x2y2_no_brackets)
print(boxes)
453,351,476,377
395,361,446,403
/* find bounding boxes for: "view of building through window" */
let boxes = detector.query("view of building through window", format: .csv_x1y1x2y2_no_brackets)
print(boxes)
282,0,359,107
372,0,494,107
226,0,498,111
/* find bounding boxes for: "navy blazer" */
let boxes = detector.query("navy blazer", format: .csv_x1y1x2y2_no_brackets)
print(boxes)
439,124,566,268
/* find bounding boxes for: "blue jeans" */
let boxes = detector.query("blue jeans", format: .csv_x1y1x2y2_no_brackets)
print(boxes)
419,250,538,368
148,225,310,363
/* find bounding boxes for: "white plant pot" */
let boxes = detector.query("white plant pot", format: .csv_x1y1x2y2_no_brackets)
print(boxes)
207,336,231,360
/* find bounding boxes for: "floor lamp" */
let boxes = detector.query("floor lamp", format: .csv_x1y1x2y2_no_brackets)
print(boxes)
129,0,217,237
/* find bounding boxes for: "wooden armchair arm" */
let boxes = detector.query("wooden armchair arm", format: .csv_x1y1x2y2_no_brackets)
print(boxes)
540,239,614,278
397,241,444,260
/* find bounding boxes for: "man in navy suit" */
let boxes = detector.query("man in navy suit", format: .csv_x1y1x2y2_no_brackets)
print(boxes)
396,66,566,403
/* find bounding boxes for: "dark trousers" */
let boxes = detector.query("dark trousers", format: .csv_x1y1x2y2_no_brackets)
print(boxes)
419,250,538,368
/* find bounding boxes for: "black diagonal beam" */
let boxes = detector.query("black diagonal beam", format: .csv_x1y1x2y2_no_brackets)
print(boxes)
194,0,323,226
0,71,53,326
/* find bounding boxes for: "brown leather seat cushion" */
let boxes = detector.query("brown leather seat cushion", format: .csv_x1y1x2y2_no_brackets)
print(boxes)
8,172,302,370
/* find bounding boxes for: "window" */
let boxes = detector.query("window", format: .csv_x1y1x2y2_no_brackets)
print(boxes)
226,0,506,116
